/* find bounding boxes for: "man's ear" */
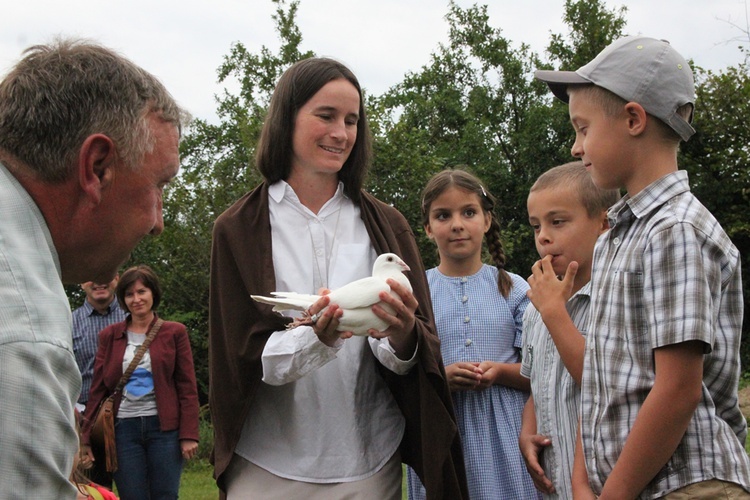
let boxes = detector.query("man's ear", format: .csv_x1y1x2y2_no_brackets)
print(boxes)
624,102,648,137
78,134,117,204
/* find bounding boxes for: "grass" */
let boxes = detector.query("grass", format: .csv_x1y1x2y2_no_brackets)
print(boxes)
179,460,219,500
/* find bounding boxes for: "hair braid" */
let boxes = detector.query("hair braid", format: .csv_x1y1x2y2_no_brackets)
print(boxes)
485,217,512,297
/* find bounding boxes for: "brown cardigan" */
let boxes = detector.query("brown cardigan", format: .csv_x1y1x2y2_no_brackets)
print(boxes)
208,183,468,499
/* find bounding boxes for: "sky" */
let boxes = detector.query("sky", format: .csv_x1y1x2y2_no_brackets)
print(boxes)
1,0,747,124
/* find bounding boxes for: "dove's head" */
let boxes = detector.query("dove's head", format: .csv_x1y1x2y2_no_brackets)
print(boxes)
373,253,410,275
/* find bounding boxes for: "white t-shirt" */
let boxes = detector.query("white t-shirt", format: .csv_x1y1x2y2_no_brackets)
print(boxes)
117,331,158,417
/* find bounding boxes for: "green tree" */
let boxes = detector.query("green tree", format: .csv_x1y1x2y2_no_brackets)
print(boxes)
369,0,626,277
680,61,750,365
65,0,750,406
125,0,313,402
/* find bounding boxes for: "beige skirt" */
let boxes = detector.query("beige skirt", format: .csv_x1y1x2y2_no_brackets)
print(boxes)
225,451,402,500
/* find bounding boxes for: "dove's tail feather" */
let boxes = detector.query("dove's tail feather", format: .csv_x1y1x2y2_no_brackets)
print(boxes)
250,292,319,312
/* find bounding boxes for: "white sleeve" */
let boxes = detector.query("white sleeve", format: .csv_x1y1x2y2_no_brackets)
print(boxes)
261,326,344,386
369,337,418,375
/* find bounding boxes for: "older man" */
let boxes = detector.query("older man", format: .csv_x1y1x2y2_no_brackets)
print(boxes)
0,38,187,498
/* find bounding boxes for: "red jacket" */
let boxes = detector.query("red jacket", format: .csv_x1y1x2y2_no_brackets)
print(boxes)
82,315,200,443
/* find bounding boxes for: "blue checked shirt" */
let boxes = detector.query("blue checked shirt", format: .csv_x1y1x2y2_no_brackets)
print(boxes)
581,170,750,498
72,299,126,406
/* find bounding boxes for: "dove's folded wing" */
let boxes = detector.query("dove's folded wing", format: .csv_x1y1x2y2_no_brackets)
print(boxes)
327,276,391,309
337,307,390,335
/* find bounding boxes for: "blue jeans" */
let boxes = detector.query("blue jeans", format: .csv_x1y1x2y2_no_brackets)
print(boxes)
113,415,183,500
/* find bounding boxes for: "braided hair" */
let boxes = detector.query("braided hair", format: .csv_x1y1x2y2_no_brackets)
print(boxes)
421,168,513,297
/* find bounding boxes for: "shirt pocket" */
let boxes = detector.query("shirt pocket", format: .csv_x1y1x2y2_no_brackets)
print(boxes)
331,243,372,287
612,270,648,340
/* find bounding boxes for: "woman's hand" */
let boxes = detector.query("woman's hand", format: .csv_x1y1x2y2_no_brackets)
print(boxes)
368,278,418,358
79,445,95,470
180,439,199,460
307,294,350,347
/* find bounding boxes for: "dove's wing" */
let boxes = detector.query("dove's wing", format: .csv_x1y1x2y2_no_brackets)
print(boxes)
250,292,320,312
327,276,390,309
337,307,390,335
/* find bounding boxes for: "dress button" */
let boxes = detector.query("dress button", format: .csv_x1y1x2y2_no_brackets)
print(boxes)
461,277,468,283
464,316,470,323
462,295,468,303
465,339,472,346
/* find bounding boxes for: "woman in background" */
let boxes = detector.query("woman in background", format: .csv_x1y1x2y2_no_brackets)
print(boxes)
82,265,199,500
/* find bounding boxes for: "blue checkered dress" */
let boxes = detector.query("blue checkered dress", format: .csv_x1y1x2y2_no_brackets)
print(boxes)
408,265,540,500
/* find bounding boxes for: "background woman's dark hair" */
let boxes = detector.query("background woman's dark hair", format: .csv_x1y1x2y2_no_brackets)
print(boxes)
421,167,513,297
116,264,162,313
255,57,371,201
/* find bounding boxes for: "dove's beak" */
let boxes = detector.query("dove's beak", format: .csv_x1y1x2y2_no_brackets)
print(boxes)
401,262,411,272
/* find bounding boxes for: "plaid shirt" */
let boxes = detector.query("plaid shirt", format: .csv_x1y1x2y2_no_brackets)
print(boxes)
581,170,750,498
0,162,80,497
72,300,126,406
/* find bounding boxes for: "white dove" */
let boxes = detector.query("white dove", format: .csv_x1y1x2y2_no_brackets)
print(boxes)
251,252,412,336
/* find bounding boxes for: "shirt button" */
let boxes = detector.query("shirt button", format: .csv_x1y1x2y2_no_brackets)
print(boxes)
461,277,468,283
613,237,620,246
464,316,470,323
316,249,323,256
462,295,468,303
465,339,473,346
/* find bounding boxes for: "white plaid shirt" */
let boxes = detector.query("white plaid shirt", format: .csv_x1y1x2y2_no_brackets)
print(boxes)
581,170,750,498
0,162,80,498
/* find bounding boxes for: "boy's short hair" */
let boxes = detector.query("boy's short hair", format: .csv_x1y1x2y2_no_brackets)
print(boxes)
530,161,621,217
535,36,695,141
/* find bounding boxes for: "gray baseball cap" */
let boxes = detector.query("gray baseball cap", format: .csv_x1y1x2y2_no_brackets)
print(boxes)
535,36,696,141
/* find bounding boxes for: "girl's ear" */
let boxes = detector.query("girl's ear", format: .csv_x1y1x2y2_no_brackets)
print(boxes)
424,224,434,240
483,211,492,233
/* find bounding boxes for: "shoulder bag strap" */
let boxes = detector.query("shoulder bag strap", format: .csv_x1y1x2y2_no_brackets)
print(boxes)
112,317,164,395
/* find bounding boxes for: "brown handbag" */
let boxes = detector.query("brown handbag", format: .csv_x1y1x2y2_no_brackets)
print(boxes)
89,318,164,472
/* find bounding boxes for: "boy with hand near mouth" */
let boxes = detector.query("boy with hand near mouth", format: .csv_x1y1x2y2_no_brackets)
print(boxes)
520,161,619,499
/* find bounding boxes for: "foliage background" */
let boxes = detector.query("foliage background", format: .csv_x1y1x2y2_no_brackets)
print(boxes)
67,0,750,407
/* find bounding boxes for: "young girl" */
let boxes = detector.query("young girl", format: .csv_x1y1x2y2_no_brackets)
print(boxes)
407,168,540,500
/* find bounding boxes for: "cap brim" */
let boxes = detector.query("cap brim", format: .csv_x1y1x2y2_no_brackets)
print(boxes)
534,70,591,103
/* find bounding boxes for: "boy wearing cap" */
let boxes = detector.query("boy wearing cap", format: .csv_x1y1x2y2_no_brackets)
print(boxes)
536,36,750,499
